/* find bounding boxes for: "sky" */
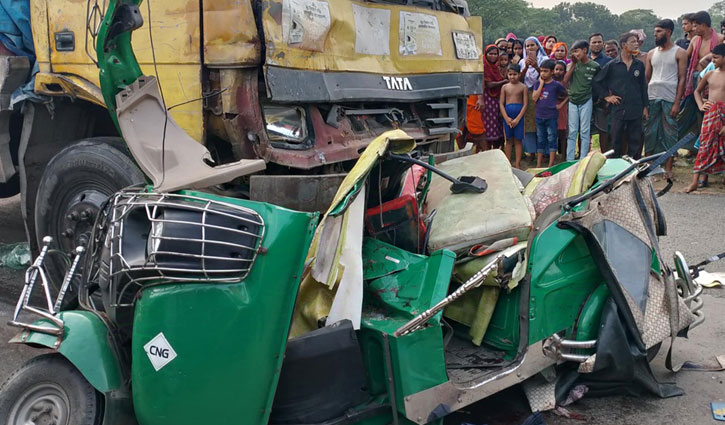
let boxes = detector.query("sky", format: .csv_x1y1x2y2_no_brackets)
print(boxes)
528,0,716,20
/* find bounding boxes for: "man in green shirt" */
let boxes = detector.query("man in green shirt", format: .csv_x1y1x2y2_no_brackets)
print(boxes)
564,40,601,160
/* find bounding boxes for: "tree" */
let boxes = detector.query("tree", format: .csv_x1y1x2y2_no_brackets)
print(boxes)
570,2,620,40
468,0,529,42
710,1,725,18
618,9,660,50
471,0,668,49
709,1,725,30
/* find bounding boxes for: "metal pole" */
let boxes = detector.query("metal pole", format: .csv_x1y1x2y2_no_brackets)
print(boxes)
382,333,400,425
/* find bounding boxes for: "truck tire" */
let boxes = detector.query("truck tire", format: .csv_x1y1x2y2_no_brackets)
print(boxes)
34,138,145,302
0,354,103,425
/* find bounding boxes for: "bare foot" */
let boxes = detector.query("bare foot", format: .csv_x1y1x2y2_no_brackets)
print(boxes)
684,181,698,193
699,175,709,188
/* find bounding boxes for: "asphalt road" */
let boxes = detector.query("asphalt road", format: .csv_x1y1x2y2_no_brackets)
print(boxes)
0,192,723,425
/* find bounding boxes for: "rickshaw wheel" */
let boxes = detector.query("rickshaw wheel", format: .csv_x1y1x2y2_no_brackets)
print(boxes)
0,354,103,425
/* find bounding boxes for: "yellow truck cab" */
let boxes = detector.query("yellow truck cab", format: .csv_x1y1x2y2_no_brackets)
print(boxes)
0,0,482,263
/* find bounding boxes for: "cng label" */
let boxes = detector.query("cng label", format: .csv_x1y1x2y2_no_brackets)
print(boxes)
144,332,178,371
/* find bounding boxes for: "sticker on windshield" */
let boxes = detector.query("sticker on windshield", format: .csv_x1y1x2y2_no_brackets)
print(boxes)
144,332,178,372
452,31,479,60
282,0,331,52
399,11,441,56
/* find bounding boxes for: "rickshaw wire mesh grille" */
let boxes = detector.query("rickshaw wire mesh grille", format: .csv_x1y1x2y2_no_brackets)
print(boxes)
107,191,265,307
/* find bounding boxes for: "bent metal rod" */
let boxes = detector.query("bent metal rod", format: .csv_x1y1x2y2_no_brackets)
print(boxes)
394,253,504,337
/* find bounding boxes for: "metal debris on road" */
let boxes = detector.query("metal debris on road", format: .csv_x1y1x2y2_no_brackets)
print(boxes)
0,242,30,270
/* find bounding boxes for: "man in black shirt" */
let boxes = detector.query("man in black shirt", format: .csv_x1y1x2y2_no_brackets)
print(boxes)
595,32,649,158
676,14,695,50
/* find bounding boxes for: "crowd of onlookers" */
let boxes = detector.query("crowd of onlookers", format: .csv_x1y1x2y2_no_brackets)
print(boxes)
464,11,725,192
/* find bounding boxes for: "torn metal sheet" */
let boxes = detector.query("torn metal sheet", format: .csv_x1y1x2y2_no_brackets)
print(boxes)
352,4,390,56
282,0,331,52
399,11,441,56
250,174,345,213
327,186,366,330
115,76,266,192
34,72,104,107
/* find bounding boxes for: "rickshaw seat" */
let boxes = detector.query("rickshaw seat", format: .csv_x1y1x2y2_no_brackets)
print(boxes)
425,149,535,254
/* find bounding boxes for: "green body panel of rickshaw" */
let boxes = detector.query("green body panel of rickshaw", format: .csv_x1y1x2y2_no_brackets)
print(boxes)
9,310,123,393
359,238,456,411
129,190,318,425
96,0,143,133
483,157,637,356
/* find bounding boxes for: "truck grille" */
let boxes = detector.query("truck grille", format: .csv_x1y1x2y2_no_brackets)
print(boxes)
424,98,460,136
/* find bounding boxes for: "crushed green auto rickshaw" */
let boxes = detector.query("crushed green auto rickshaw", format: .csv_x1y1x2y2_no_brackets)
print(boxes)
0,1,710,425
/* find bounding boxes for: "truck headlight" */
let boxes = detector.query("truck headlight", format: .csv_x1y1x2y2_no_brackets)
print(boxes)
264,105,307,144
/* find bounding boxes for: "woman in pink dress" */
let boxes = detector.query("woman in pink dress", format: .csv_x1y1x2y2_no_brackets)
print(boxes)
482,45,507,149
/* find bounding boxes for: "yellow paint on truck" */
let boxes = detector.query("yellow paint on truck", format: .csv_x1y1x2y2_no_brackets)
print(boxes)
32,0,204,141
30,0,482,143
262,0,482,75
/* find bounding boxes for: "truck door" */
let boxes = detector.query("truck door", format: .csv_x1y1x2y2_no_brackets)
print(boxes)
37,0,205,141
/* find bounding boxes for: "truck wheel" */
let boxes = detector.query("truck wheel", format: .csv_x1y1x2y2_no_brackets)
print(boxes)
0,354,103,425
34,138,145,303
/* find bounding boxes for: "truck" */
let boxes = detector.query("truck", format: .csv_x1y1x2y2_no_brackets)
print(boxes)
0,0,483,283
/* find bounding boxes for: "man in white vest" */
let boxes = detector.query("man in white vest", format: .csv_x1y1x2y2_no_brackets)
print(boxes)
645,19,688,177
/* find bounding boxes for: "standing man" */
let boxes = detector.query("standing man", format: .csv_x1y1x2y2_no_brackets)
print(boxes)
564,40,600,160
686,11,724,79
644,19,687,177
604,40,620,59
676,14,694,50
589,33,613,153
595,32,649,159
589,33,611,67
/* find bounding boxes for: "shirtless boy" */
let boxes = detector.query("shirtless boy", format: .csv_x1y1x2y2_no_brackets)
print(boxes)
686,43,725,192
499,63,528,168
